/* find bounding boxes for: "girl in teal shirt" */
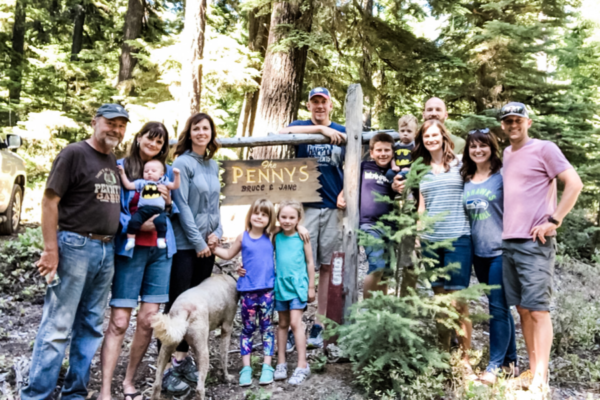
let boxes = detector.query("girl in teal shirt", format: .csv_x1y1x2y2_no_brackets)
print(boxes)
273,200,316,386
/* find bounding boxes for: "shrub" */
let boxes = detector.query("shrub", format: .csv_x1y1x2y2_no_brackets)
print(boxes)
0,228,46,303
556,208,597,260
325,160,491,397
553,258,600,353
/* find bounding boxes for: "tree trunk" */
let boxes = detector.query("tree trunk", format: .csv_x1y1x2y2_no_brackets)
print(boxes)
361,0,374,130
70,3,86,61
236,8,271,140
118,0,145,84
251,0,314,159
178,0,207,130
8,0,26,107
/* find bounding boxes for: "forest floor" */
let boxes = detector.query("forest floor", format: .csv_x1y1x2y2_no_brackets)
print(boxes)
1,222,600,400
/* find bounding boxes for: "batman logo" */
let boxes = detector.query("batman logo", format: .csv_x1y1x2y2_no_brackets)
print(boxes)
142,183,161,200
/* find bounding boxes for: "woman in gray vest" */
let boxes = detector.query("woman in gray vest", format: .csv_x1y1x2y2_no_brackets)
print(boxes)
161,113,223,393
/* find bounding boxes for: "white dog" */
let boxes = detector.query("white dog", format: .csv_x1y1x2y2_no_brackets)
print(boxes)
151,273,239,400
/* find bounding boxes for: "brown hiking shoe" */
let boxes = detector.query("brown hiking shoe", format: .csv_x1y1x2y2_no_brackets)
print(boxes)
510,369,533,390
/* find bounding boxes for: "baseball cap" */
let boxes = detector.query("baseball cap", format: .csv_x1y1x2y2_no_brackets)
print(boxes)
96,104,130,121
308,87,331,101
500,102,528,120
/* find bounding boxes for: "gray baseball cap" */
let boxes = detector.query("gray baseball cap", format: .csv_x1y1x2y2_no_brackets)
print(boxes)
500,102,528,120
96,103,130,121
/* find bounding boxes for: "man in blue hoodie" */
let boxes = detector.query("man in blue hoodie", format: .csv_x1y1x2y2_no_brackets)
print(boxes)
278,87,346,349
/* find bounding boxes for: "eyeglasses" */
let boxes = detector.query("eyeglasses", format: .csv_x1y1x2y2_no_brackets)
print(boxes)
468,128,490,135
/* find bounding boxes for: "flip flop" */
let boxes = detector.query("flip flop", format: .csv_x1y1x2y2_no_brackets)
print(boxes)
123,391,146,400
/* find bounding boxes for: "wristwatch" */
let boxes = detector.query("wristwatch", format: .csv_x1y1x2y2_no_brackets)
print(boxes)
548,216,561,226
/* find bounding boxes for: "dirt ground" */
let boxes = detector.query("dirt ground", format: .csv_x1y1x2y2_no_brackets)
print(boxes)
1,227,600,400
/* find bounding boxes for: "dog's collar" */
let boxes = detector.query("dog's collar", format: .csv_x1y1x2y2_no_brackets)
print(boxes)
215,263,239,282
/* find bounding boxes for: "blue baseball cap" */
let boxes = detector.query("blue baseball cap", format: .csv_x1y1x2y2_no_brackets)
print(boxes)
96,103,130,121
308,87,331,101
500,102,528,120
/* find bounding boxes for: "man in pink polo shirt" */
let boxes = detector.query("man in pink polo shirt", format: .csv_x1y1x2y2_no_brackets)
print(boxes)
501,102,583,392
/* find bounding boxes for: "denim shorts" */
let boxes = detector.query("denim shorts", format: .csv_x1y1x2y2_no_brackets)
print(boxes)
360,224,392,276
422,235,473,290
110,246,172,308
275,298,307,312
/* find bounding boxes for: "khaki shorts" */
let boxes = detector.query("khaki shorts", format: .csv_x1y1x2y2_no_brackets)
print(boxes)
303,207,343,270
502,238,556,312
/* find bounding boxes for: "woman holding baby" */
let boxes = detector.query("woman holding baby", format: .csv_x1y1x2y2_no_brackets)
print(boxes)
99,122,178,400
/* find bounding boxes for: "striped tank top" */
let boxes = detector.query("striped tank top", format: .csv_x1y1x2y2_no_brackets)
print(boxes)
419,160,470,242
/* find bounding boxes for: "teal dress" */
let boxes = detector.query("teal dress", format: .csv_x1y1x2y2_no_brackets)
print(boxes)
274,232,309,302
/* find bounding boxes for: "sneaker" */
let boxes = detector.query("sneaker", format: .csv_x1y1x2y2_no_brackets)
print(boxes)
162,367,191,395
259,364,274,385
288,366,311,385
307,324,324,349
273,363,288,381
173,356,199,385
286,330,295,353
239,366,253,387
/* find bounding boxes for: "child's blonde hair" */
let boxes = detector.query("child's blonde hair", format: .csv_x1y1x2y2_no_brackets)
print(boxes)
398,114,418,130
245,198,276,233
277,200,304,227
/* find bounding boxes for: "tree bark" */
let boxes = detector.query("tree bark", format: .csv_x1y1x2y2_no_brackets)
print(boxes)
70,3,86,61
118,0,145,84
9,0,26,107
361,0,374,130
178,0,207,130
236,8,271,140
251,0,314,159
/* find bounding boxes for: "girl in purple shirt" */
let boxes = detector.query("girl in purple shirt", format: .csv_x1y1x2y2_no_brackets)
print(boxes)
213,199,277,386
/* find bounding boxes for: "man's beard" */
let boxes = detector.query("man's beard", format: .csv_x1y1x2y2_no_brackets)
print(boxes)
102,134,121,149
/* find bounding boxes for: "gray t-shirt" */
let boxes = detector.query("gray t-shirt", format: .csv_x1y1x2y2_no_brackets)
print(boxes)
134,176,170,209
463,172,503,257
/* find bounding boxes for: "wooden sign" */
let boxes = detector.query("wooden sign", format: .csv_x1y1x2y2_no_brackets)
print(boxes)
221,158,322,205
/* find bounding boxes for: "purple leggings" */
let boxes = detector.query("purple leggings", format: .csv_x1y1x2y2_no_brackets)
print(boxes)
240,289,275,356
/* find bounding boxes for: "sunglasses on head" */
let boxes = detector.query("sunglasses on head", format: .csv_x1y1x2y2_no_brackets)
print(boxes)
468,128,490,135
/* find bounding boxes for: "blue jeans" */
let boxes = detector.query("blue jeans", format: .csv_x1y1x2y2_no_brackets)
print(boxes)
111,246,172,308
422,235,473,290
21,231,115,400
473,255,517,373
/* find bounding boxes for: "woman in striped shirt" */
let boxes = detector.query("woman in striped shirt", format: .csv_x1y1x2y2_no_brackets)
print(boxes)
413,119,474,378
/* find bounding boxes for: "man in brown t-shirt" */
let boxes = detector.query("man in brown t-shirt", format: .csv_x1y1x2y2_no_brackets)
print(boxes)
22,104,128,400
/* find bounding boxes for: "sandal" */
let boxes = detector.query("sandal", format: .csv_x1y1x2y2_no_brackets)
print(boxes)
123,391,146,400
478,371,497,386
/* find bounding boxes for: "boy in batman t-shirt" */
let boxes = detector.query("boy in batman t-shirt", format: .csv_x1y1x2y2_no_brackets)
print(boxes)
117,159,180,250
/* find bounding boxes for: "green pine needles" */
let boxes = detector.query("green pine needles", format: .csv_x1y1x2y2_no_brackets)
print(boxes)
324,159,492,397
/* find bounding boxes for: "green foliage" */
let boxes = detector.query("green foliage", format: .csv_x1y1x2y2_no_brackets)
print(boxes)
0,227,45,302
552,258,600,353
326,159,490,396
551,354,600,386
309,354,327,374
243,388,272,400
556,208,598,260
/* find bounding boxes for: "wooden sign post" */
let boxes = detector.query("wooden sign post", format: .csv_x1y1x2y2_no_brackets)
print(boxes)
213,84,367,324
221,158,322,205
341,84,363,318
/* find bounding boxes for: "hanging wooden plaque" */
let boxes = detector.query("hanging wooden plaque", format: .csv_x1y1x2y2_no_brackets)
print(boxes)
221,158,322,205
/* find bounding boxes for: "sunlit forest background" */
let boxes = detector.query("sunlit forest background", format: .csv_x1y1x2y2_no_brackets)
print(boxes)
3,0,600,244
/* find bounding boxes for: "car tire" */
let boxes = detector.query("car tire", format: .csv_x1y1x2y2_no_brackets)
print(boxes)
0,184,23,235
